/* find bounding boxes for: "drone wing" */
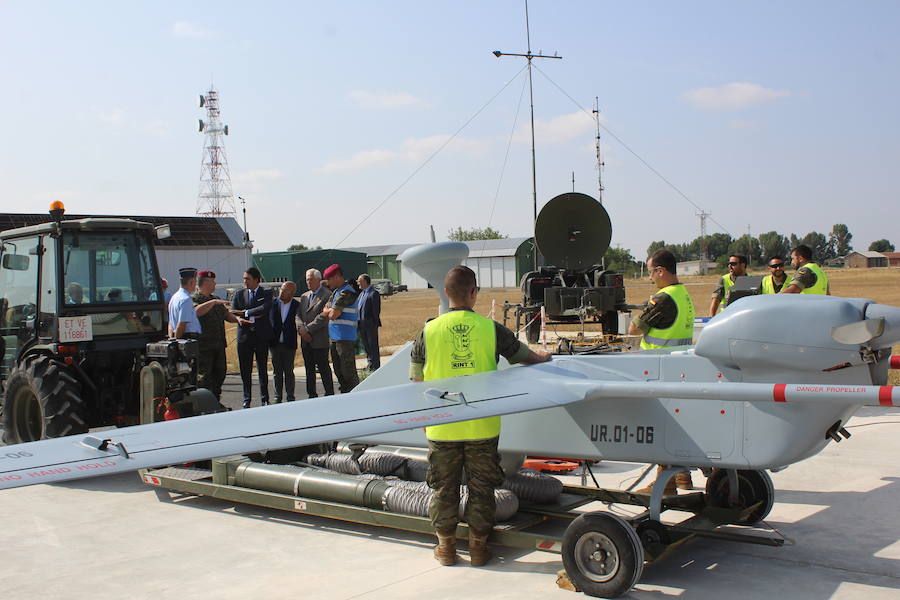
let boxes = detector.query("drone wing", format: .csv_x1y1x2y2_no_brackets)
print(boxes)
0,360,592,491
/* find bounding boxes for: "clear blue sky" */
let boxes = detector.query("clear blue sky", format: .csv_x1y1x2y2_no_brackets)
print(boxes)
1,1,897,258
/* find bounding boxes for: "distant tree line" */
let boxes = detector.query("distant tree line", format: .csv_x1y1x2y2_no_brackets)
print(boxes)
448,226,507,242
643,224,895,268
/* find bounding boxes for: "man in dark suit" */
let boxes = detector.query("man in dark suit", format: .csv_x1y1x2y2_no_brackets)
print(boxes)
230,267,273,408
298,268,334,397
270,280,300,402
356,273,382,371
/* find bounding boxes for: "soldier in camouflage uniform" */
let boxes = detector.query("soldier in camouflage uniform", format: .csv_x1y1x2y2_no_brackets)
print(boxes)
410,266,550,567
781,244,830,295
192,270,237,400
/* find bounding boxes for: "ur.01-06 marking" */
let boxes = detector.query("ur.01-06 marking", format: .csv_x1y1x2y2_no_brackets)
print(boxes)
590,424,655,444
0,451,34,460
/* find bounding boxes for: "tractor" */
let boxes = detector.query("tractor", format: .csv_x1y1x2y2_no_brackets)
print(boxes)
0,202,218,444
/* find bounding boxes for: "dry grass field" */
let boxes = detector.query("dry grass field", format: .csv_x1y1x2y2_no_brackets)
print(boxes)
224,268,900,384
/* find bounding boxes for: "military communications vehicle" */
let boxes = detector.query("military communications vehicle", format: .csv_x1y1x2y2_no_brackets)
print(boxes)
508,192,628,343
0,202,217,444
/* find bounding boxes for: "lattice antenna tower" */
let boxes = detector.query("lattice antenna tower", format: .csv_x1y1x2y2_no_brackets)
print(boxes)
196,86,236,216
696,209,710,262
593,97,605,205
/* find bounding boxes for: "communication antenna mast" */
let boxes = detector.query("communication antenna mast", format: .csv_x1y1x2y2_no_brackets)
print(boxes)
697,209,710,274
593,97,605,204
493,0,562,269
196,86,236,216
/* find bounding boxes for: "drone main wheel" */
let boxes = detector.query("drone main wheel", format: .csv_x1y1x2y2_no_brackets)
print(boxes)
636,518,670,550
562,512,644,598
705,468,775,525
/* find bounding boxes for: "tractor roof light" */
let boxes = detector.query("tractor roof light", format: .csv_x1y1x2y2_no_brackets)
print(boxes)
49,201,66,222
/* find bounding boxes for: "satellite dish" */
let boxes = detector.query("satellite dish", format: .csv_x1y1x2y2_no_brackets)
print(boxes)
534,192,612,270
199,95,206,108
198,119,205,132
224,125,229,136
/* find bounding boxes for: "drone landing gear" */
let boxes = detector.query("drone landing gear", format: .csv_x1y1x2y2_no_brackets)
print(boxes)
704,468,775,524
557,467,782,597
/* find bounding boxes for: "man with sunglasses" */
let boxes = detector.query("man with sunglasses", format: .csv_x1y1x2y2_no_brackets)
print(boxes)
707,254,747,316
761,257,790,294
781,244,830,295
628,249,696,493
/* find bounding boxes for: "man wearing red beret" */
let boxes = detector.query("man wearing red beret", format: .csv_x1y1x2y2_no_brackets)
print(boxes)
193,270,236,400
322,264,360,393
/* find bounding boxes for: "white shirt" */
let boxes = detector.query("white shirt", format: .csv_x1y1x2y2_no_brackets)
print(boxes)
277,298,292,343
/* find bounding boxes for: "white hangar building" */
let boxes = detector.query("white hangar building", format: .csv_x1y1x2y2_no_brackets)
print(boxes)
342,237,535,290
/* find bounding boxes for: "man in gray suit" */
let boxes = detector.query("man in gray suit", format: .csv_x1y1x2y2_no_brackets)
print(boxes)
298,268,334,397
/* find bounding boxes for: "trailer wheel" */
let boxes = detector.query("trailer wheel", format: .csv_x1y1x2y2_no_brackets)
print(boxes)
562,512,644,598
2,355,88,444
705,468,774,524
525,310,542,344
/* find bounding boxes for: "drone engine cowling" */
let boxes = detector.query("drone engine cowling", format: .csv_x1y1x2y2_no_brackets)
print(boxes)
694,295,899,385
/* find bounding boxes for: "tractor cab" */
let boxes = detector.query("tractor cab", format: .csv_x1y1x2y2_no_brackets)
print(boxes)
0,203,216,444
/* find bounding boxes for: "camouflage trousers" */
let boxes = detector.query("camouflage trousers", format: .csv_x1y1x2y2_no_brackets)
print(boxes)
330,340,359,393
197,345,227,399
426,436,504,533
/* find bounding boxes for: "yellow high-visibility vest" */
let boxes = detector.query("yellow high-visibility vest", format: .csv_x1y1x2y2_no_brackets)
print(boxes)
718,274,736,311
761,274,789,294
423,310,499,441
641,284,695,350
796,262,828,295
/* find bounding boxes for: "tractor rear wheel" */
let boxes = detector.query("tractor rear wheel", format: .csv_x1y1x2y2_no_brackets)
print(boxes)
2,355,88,444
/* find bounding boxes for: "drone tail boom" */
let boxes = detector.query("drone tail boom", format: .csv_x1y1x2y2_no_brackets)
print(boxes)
588,381,896,407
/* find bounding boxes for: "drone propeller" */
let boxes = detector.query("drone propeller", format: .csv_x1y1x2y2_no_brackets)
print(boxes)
831,317,885,345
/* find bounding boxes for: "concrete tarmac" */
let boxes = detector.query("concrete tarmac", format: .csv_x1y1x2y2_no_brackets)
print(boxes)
0,376,898,599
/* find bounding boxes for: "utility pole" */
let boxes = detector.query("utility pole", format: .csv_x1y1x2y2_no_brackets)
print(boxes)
747,224,752,265
593,97,605,204
238,196,251,248
493,0,562,270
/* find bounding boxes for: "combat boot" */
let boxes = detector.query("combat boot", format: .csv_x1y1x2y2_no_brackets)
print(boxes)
468,529,492,567
675,470,694,490
635,465,677,495
433,529,457,566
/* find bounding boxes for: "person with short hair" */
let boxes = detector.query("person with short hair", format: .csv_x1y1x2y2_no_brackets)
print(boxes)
161,278,173,304
66,282,84,304
192,270,236,399
708,254,747,316
230,267,274,408
168,267,202,339
298,268,334,397
322,264,360,393
761,256,790,294
356,273,382,371
270,281,300,403
411,265,550,567
781,244,830,295
629,249,697,494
